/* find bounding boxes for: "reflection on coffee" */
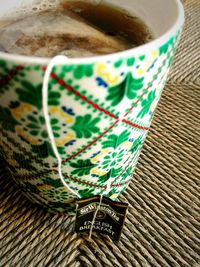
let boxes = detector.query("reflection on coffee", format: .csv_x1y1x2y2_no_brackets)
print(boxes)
0,0,153,57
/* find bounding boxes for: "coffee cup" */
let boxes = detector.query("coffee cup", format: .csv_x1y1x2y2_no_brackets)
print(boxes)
0,0,184,213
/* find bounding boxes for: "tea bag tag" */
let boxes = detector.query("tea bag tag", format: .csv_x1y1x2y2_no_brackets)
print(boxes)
75,195,128,241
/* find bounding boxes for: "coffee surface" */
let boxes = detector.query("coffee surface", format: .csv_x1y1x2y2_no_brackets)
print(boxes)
0,0,153,57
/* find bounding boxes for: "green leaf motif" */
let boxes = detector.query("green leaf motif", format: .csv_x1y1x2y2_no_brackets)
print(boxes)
20,182,40,194
168,54,175,68
27,116,47,138
102,134,117,149
102,130,130,149
72,114,100,138
62,65,74,73
120,166,133,181
48,91,61,106
137,90,156,118
114,59,123,68
130,136,143,153
110,167,123,178
106,78,127,106
127,57,135,66
117,130,130,146
31,141,55,158
41,178,64,188
0,106,19,132
16,81,42,109
159,37,174,55
139,55,146,61
0,82,7,95
98,171,111,184
0,60,9,76
70,159,96,177
127,76,144,99
27,115,37,123
12,152,36,171
106,73,144,106
78,188,96,198
57,146,67,155
73,65,93,79
0,62,12,95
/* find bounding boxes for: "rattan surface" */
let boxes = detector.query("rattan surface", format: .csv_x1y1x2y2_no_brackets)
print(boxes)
0,1,200,266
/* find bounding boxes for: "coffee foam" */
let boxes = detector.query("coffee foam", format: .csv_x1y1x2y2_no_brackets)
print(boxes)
0,0,59,20
1,0,104,20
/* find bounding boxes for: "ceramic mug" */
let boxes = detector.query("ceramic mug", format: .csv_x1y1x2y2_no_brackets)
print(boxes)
0,0,184,213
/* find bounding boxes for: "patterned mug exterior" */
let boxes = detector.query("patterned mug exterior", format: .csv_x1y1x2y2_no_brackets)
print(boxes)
0,3,184,214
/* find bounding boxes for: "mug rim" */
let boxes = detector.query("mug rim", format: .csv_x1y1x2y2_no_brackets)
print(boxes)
0,0,184,65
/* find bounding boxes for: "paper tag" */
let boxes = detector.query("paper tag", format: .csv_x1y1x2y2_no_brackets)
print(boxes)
75,195,128,241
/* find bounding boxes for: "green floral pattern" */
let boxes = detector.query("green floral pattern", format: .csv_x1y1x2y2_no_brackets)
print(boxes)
72,114,101,138
106,74,144,106
0,32,181,213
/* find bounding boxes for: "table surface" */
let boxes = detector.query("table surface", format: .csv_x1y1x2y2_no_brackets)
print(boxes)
0,1,200,266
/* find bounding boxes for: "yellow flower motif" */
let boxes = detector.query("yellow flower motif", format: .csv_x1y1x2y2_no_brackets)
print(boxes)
110,193,118,199
0,140,12,155
150,101,157,114
137,60,151,75
91,167,107,176
91,148,110,164
120,140,132,149
50,107,74,124
16,125,39,145
7,159,18,167
11,103,33,119
64,196,74,204
37,184,52,191
96,63,119,85
137,50,159,76
137,68,145,75
55,132,75,146
152,49,159,59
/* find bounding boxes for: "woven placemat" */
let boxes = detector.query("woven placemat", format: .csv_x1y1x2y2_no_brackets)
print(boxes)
0,0,200,266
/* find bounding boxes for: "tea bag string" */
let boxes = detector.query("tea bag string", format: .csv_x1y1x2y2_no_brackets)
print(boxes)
88,113,125,239
43,55,121,239
42,55,80,198
42,55,102,239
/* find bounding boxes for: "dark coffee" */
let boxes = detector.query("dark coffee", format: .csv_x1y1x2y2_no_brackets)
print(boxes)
0,0,153,57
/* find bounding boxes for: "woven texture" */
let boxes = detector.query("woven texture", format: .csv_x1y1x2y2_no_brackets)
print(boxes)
0,0,200,266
